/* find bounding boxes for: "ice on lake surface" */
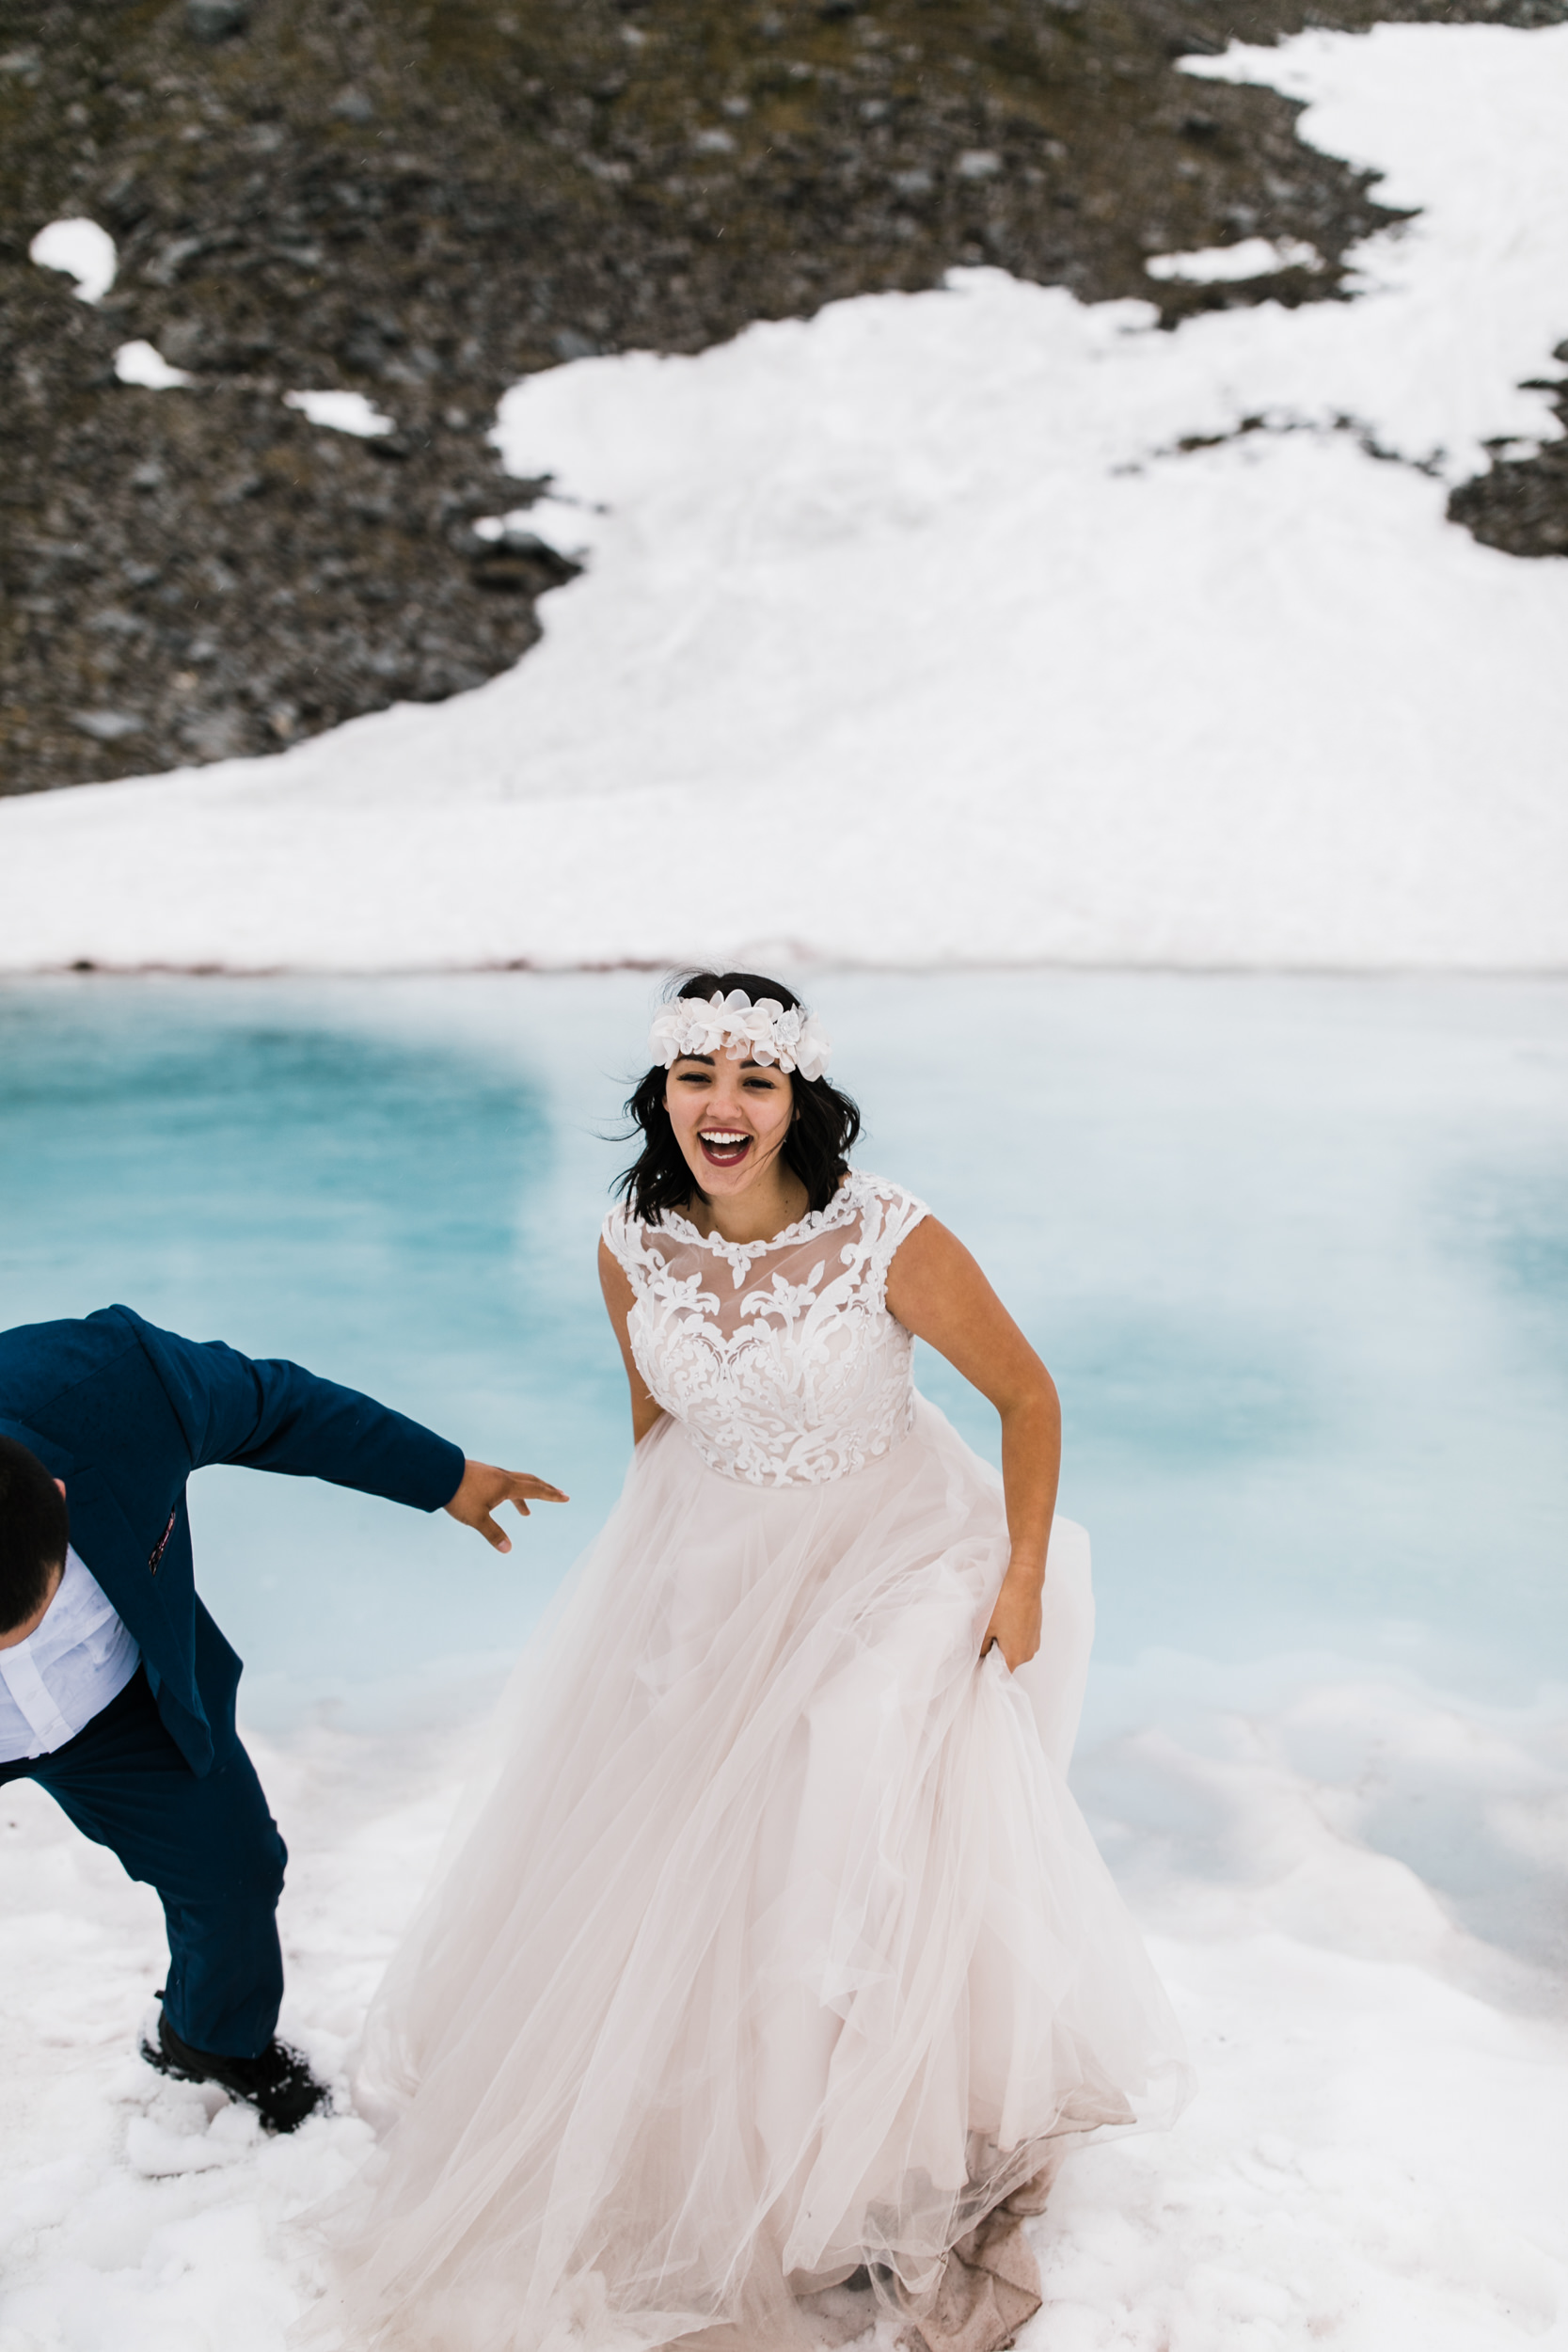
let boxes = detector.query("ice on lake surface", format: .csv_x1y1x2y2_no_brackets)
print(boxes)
2,967,1563,1716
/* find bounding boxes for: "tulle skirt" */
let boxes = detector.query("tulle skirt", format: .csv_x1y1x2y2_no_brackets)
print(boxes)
310,1399,1191,2352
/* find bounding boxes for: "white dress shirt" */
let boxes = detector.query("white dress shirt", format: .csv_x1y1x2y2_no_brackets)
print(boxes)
0,1545,141,1763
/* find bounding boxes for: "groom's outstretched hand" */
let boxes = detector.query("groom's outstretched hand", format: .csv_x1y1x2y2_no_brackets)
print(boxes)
444,1459,569,1554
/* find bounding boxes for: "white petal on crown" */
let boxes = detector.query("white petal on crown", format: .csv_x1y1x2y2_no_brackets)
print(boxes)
646,992,832,1079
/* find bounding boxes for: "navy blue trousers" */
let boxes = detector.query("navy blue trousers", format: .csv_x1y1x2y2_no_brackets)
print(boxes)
1,1668,287,2058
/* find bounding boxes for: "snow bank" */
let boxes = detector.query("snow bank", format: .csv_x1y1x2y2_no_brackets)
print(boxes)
2,1661,1563,2348
2,23,1566,974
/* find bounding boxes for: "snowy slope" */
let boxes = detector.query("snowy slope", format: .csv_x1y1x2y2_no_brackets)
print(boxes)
2,22,1566,973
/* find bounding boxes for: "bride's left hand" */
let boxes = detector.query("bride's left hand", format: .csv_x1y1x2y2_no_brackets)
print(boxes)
981,1566,1043,1673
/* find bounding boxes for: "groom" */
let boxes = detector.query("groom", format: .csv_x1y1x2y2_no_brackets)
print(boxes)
0,1303,565,2132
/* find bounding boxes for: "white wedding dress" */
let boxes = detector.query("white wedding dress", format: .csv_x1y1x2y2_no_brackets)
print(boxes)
319,1172,1190,2352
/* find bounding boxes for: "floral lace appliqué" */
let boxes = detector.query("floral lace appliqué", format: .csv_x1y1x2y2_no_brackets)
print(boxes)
603,1172,930,1488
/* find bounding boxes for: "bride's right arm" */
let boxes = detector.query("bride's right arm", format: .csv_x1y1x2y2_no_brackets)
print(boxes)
598,1240,668,1446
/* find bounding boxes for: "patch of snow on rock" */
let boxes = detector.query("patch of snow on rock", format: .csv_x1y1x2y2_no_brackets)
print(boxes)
1145,235,1324,280
28,216,117,303
283,389,396,437
113,340,196,389
471,496,610,563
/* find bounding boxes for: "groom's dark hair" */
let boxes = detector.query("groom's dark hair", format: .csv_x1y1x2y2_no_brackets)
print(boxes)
618,970,862,1223
0,1437,71,1634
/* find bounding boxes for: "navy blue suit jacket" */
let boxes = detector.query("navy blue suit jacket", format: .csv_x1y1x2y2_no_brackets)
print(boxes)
0,1307,466,1777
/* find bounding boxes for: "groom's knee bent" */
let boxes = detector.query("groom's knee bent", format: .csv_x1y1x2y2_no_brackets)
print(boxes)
24,1685,287,1912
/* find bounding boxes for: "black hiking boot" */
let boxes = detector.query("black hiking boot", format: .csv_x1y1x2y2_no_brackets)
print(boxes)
140,2004,331,2133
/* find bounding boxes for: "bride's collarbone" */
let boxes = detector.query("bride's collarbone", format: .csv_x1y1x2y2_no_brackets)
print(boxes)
676,1173,823,1249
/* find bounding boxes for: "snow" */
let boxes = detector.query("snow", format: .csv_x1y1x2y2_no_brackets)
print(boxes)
3,24,1567,975
2,1660,1564,2349
67,709,146,744
281,390,396,437
472,495,610,563
28,217,117,305
1144,236,1325,280
113,340,195,390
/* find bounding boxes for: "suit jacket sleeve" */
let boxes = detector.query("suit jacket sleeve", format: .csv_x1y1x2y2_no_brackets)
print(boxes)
116,1308,466,1512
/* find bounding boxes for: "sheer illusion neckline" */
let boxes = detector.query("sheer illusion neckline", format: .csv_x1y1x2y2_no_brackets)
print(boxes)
656,1173,859,1263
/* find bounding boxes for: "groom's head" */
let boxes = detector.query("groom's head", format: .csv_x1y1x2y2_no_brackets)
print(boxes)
0,1438,69,1640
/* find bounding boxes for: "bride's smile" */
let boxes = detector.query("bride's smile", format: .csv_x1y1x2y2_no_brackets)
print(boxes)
665,1047,808,1237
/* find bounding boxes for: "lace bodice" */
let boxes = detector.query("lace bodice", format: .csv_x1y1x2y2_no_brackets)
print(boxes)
602,1171,930,1487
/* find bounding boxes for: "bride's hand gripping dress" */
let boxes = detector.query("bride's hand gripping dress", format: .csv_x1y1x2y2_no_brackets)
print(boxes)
316,1155,1191,2352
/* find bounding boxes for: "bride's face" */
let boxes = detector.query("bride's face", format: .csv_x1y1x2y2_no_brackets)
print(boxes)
665,1055,796,1199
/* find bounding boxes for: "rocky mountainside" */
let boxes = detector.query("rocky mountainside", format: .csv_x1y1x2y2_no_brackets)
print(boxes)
3,0,1564,794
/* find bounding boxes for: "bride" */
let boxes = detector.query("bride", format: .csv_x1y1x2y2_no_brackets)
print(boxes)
320,973,1190,2352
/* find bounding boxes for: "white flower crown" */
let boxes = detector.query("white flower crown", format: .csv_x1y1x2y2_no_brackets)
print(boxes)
648,990,832,1082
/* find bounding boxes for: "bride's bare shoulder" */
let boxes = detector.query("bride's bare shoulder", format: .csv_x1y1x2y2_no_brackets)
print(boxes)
881,1211,974,1295
880,1207,1022,1338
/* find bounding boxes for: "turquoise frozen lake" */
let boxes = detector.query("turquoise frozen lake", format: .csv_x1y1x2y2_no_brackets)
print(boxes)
2,971,1563,1722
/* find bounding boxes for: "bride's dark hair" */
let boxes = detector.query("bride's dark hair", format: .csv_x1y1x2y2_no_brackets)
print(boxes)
617,970,862,1224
